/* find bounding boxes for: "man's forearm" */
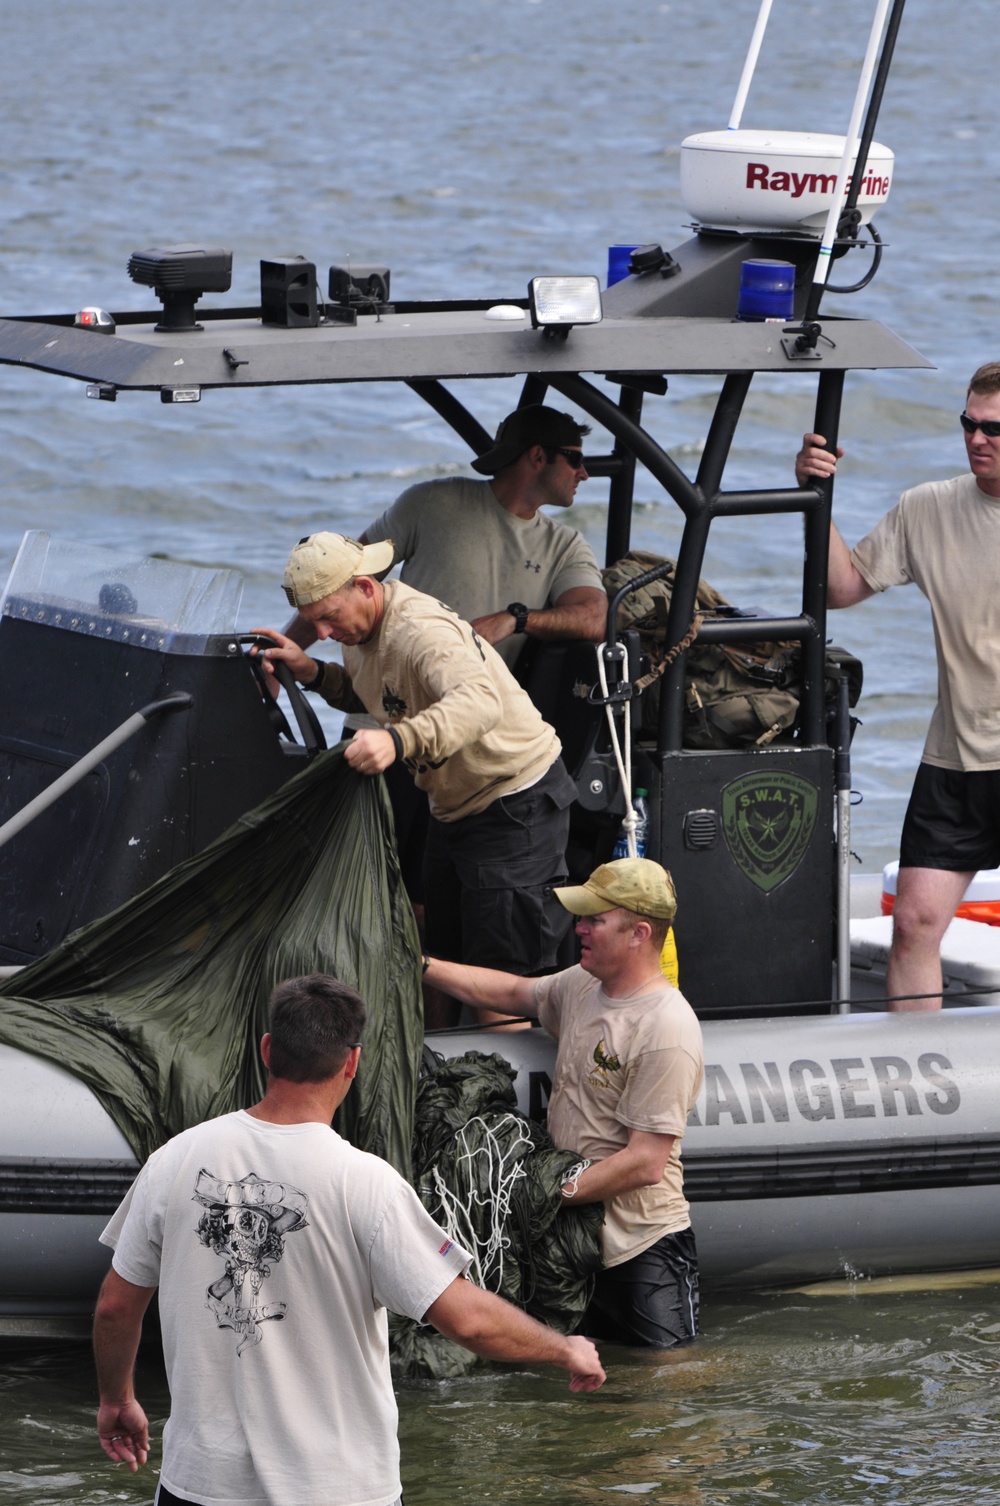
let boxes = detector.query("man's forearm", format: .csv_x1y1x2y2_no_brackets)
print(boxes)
312,660,367,715
524,594,606,644
93,1270,154,1404
561,1132,676,1206
423,956,538,1018
424,1279,605,1390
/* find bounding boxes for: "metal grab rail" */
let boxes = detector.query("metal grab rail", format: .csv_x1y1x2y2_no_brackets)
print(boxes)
0,692,193,851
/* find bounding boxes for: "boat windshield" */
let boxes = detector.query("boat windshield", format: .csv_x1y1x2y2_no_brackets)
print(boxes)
0,530,243,653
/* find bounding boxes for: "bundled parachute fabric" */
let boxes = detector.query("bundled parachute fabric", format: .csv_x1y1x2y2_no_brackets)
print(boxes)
390,1050,604,1380
603,549,862,749
0,745,422,1176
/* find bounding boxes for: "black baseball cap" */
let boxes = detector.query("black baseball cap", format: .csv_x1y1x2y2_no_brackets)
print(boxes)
470,405,588,475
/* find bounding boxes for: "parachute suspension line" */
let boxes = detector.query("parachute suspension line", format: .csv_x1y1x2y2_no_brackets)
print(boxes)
429,1113,533,1291
560,1160,592,1200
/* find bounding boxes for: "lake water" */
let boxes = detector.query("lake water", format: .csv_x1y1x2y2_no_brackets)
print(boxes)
2,0,999,1500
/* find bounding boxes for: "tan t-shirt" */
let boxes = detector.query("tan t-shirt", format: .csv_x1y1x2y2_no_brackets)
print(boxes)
533,965,704,1268
365,477,603,668
851,473,1000,770
316,581,562,821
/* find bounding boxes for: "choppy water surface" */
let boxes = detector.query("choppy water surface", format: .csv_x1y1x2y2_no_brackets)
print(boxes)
1,0,998,866
4,1285,1000,1504
2,0,1000,1499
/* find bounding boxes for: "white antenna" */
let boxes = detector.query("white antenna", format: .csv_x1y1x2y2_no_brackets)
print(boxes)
728,0,773,132
809,0,893,300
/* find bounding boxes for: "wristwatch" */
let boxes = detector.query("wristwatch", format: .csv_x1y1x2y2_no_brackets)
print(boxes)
506,601,530,634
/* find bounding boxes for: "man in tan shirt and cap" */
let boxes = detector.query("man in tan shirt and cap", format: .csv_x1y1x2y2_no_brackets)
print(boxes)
256,531,576,981
423,857,705,1350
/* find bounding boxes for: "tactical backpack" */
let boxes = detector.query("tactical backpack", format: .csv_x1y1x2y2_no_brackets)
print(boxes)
602,550,862,750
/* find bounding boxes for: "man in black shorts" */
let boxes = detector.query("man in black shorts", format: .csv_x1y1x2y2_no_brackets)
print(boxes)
797,361,1000,1009
424,858,705,1348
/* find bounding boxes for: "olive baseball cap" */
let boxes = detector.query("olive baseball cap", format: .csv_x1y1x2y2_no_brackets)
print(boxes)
470,404,587,475
554,858,677,922
282,531,395,607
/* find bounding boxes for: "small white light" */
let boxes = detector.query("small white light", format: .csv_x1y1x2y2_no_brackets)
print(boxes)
528,276,603,331
85,382,117,402
160,386,201,404
74,306,116,334
484,304,526,322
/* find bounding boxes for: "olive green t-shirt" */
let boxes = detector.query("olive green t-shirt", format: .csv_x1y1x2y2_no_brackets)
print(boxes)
851,473,1000,771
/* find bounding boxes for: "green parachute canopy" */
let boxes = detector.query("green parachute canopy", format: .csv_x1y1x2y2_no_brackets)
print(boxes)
0,746,423,1175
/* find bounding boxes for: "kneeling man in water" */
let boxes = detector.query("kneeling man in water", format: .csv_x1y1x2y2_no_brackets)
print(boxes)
425,858,705,1349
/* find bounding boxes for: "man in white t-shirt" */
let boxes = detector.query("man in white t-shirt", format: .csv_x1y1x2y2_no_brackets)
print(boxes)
424,859,705,1349
796,361,1000,1011
93,973,605,1506
283,404,607,672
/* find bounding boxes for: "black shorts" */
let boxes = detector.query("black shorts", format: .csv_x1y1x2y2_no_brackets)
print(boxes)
383,759,429,903
899,762,1000,873
422,759,575,973
583,1226,699,1350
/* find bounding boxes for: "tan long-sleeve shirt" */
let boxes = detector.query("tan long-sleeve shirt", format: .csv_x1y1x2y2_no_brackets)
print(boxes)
316,581,562,821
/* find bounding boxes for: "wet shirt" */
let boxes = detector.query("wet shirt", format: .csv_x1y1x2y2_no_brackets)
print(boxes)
364,477,602,668
532,966,704,1267
851,473,1000,771
102,1110,470,1506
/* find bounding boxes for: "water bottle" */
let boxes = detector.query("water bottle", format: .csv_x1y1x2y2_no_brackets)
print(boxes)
613,788,649,860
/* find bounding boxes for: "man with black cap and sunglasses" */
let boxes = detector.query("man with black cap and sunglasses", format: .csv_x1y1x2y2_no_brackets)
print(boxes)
282,404,607,671
796,361,1000,1012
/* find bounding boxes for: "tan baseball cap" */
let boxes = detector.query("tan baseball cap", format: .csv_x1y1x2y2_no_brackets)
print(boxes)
554,858,677,922
282,532,395,607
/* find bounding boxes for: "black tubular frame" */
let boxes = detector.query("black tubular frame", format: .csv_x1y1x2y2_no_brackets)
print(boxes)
403,364,845,756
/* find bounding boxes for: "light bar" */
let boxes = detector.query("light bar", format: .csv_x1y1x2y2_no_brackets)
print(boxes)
160,386,201,404
528,276,603,336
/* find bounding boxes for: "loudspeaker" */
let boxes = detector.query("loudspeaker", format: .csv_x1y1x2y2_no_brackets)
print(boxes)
260,256,319,328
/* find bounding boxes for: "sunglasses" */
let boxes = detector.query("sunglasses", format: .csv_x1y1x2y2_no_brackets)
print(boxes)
960,412,1000,438
551,447,587,469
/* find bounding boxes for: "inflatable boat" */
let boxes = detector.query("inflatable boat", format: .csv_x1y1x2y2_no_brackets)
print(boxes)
5,0,998,1327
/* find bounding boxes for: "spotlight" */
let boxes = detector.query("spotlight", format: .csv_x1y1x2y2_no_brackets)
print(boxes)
127,245,232,332
528,276,602,339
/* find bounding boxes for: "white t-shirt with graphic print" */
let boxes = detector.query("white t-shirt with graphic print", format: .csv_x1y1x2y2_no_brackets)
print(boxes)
102,1110,470,1506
